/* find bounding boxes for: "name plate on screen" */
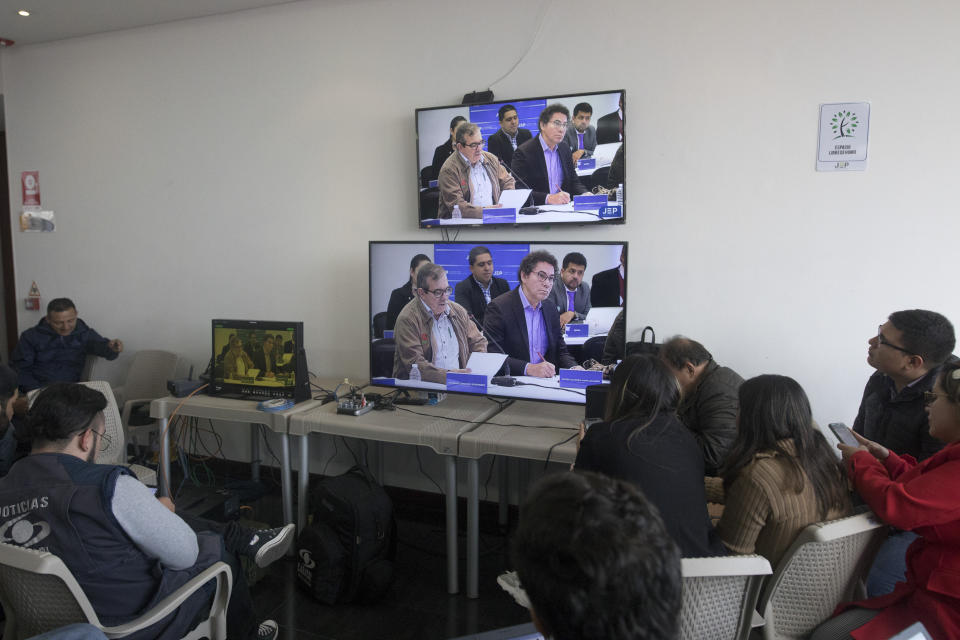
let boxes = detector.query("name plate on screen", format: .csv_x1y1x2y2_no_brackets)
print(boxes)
599,204,623,219
558,369,603,389
383,330,395,339
564,323,588,337
576,157,596,170
483,207,517,224
445,373,488,394
428,180,438,188
572,194,607,209
372,377,396,386
420,218,442,227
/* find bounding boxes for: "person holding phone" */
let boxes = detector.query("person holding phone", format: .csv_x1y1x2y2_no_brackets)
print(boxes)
706,375,852,567
811,360,960,639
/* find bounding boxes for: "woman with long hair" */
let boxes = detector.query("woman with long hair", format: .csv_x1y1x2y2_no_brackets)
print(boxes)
575,354,726,557
709,375,851,566
811,361,960,639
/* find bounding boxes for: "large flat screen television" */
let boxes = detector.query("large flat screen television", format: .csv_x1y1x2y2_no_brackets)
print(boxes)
416,89,625,229
369,241,627,404
210,319,310,402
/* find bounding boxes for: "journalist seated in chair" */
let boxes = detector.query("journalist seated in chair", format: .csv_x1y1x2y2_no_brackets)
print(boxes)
0,383,294,640
574,354,727,557
811,359,960,640
512,471,682,640
706,375,851,567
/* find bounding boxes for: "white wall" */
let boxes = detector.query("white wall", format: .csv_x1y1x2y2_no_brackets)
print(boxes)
2,0,959,491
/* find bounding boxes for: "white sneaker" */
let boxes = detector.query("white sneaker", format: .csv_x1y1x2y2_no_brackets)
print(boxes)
248,523,295,568
257,619,279,640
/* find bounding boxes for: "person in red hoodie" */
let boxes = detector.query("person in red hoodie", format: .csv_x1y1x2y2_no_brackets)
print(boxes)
811,359,960,639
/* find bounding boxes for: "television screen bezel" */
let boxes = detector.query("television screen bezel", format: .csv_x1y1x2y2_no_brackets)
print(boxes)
368,240,627,406
415,88,626,230
210,319,306,401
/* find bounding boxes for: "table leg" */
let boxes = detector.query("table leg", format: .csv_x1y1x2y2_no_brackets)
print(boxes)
498,456,508,527
445,455,458,595
280,432,292,526
158,417,170,497
467,457,479,599
250,423,261,483
298,434,309,535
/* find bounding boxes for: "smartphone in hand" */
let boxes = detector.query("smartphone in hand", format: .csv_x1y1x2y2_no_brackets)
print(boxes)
829,422,860,447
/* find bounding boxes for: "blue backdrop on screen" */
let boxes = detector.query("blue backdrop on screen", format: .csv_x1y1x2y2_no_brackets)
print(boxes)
469,100,545,153
435,243,529,302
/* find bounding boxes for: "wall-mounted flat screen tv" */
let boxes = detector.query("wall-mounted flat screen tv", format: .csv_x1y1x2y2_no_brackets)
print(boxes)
416,89,625,229
369,241,627,405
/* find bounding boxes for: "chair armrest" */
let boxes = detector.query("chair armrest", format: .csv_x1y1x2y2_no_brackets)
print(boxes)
99,561,232,638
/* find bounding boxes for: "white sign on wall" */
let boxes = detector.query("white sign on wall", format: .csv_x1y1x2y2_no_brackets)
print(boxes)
817,102,870,172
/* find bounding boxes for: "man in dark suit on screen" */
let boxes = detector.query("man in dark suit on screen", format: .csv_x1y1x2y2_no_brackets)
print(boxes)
483,250,578,378
511,104,589,206
486,104,532,168
454,246,510,325
591,246,625,307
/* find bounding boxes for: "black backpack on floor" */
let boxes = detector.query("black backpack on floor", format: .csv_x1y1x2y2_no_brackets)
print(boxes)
297,465,396,604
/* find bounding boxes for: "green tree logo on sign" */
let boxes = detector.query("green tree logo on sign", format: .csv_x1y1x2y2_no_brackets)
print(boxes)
831,111,859,139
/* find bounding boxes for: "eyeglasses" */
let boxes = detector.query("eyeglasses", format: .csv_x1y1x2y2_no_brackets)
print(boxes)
923,391,949,407
533,271,556,284
548,119,569,129
421,286,453,298
459,140,484,150
89,428,111,452
876,325,914,355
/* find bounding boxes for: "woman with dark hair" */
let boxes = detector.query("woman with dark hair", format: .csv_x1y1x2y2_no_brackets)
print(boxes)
708,375,851,566
810,360,960,639
385,254,431,331
575,354,726,557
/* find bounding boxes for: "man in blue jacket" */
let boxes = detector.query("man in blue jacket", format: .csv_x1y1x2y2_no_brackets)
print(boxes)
11,298,124,392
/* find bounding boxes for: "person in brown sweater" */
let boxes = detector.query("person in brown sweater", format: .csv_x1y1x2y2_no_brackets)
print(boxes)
706,375,852,566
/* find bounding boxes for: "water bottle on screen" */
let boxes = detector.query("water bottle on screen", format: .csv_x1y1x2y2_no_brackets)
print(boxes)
409,363,421,381
451,204,462,219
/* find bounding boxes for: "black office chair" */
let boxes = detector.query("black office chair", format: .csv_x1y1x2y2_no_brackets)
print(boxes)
592,166,611,191
581,336,606,364
372,312,387,339
371,339,396,378
419,189,440,220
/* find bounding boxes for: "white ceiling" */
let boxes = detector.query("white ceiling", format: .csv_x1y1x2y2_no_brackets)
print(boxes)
0,0,302,46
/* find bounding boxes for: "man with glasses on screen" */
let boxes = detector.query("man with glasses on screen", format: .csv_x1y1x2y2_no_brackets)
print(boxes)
393,263,487,383
853,310,955,598
483,251,578,379
437,122,515,219
511,104,589,207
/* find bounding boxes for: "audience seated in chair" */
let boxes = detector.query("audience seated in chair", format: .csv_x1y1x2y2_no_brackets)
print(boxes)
0,383,294,640
512,471,682,640
574,354,727,557
706,375,852,567
811,359,960,640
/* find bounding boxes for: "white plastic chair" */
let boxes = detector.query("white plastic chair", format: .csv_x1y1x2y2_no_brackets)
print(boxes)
112,350,179,449
679,554,771,640
0,541,231,640
756,511,887,639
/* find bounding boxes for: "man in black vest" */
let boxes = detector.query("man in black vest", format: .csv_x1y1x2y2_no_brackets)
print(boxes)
0,384,293,640
453,245,510,325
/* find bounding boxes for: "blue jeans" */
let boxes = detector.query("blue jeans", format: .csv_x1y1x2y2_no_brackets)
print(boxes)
28,623,108,640
866,530,918,598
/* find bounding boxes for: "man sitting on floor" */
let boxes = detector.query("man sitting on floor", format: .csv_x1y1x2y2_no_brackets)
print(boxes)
512,471,682,640
0,383,293,640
